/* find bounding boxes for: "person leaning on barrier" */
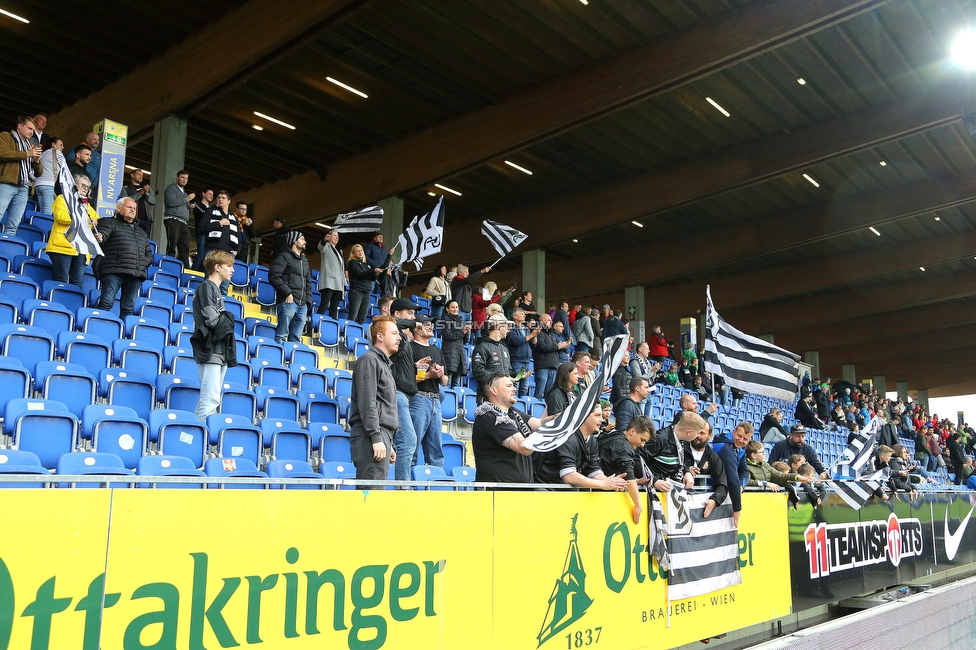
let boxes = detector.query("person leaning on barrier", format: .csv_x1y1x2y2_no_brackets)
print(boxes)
348,315,400,481
768,424,827,477
471,372,558,484
599,415,654,524
534,402,629,492
640,411,705,493
686,422,730,520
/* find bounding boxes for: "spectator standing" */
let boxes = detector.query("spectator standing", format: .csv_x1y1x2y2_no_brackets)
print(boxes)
409,315,447,469
506,308,536,397
687,423,730,518
268,231,313,344
271,217,291,257
439,300,470,388
348,315,400,480
190,250,237,422
316,227,344,319
201,190,240,296
450,264,489,331
614,377,649,433
66,144,92,184
424,264,451,322
712,422,752,527
647,325,671,362
599,415,655,524
602,307,628,338
29,112,49,147
0,116,43,235
389,298,426,482
33,137,64,215
518,291,539,321
640,411,704,491
530,314,560,400
572,306,594,353
472,314,513,401
66,132,101,195
188,188,213,270
233,201,253,261
364,232,388,292
95,197,152,319
948,432,966,485
346,244,378,324
162,170,195,266
121,169,158,239
47,172,101,288
534,403,629,491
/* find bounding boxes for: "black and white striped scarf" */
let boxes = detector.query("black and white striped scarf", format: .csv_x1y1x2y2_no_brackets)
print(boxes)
11,131,33,187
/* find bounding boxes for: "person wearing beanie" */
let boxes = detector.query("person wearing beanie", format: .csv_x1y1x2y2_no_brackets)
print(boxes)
272,216,292,257
268,230,313,343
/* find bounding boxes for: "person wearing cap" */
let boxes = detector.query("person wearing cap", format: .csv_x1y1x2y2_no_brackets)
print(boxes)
268,230,313,343
794,389,826,429
768,423,827,477
202,190,240,295
272,217,291,257
472,313,513,402
409,314,447,469
389,297,430,482
316,226,344,319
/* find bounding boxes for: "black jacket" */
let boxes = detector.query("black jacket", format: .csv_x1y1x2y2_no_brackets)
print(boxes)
347,259,375,293
203,207,240,253
96,214,153,279
268,249,313,305
531,328,559,370
272,224,292,258
190,310,239,367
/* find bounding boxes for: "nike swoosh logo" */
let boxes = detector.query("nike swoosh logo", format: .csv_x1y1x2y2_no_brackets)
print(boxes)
944,505,975,561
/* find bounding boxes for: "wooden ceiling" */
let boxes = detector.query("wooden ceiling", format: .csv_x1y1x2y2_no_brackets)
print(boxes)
5,0,974,396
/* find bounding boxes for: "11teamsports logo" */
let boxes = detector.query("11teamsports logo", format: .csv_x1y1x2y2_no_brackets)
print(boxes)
803,513,924,578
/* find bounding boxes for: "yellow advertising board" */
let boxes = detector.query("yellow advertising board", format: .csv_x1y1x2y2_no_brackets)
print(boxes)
492,492,792,650
100,490,493,650
0,490,111,650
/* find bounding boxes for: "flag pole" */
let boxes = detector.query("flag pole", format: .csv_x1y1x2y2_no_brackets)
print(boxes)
487,254,505,270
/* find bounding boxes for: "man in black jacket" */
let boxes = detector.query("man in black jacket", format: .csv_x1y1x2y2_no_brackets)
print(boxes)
268,230,313,344
531,313,560,400
202,190,240,295
191,250,237,422
599,415,654,524
95,197,153,320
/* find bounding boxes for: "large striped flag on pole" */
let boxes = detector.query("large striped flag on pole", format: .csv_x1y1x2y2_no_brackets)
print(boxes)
703,286,800,402
58,158,102,258
331,205,384,234
829,416,881,478
521,334,628,453
396,196,444,271
824,470,887,510
660,487,741,602
481,219,527,257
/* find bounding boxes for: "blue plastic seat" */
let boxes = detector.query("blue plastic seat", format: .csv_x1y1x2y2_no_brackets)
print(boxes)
136,455,206,489
440,387,460,428
255,386,300,421
98,368,155,422
156,374,201,413
0,357,32,418
0,294,17,325
0,449,48,488
0,272,39,305
0,234,29,260
223,360,251,388
284,342,317,367
148,410,207,468
76,307,123,341
33,361,97,414
245,317,276,338
442,439,466,472
82,404,148,469
461,388,478,426
320,460,355,488
291,365,328,394
223,296,245,321
248,335,285,364
41,281,86,313
230,261,249,288
219,381,257,422
168,322,193,347
266,459,320,489
56,330,110,371
318,430,352,463
124,315,168,351
206,414,262,466
251,360,290,390
135,297,174,325
5,398,79,469
259,417,311,463
411,464,453,489
203,457,268,489
452,466,475,483
163,345,194,372
56,451,134,488
13,255,52,286
250,278,277,307
112,339,163,376
316,316,340,354
0,323,54,371
296,390,339,424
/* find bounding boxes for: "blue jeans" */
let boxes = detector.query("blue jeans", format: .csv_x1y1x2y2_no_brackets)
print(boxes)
512,361,531,397
410,393,444,468
192,235,206,271
97,274,142,319
534,367,556,400
194,362,227,422
49,252,86,288
924,453,939,473
35,185,55,215
0,183,29,236
275,301,307,343
393,391,417,481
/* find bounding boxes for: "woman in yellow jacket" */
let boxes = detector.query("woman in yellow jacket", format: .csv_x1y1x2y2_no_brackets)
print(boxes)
46,172,101,288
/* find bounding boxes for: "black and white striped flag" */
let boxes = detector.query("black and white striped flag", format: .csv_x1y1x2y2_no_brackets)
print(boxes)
703,286,800,402
481,219,527,257
521,334,628,453
58,158,102,258
662,488,741,600
331,205,384,234
825,470,886,510
829,416,881,479
397,196,444,271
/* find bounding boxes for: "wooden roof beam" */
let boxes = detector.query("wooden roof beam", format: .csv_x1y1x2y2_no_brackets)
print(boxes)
237,0,889,227
46,0,371,143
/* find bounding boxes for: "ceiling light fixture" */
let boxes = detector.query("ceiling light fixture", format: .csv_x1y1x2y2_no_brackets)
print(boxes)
0,8,29,23
796,78,807,85
580,0,588,4
427,191,437,197
504,160,533,175
434,183,462,196
879,160,887,166
869,227,881,236
934,216,941,221
802,173,820,187
572,239,579,243
326,76,368,99
251,124,264,131
951,30,976,70
632,221,644,228
919,266,926,271
314,222,332,229
705,97,731,117
253,111,296,130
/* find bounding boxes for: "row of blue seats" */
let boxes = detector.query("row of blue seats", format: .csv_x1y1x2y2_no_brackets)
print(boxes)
0,449,475,489
0,398,468,473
